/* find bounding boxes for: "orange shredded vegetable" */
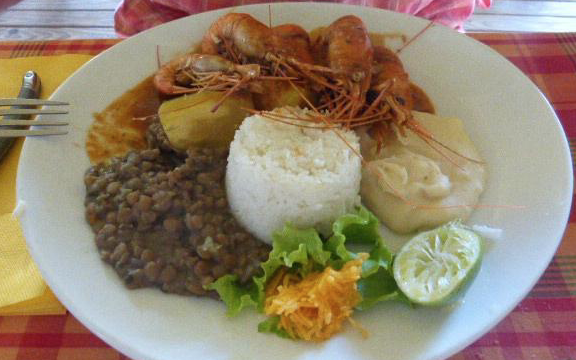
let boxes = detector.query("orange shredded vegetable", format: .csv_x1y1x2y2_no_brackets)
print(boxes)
264,254,368,341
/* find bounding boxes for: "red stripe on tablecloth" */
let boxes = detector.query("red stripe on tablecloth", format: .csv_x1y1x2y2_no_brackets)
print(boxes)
471,331,576,347
0,333,110,348
20,333,63,348
557,33,576,49
505,55,576,75
24,315,67,333
0,42,116,50
0,334,21,346
571,198,576,223
41,42,114,52
60,333,110,347
556,109,576,135
516,297,576,312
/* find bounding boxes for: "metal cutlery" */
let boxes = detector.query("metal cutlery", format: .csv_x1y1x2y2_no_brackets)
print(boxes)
0,71,69,160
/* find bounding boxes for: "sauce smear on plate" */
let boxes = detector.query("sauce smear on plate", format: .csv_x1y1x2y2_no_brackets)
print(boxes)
86,76,160,164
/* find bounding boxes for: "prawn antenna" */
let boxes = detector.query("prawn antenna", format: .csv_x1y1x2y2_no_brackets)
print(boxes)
397,21,435,54
156,45,161,69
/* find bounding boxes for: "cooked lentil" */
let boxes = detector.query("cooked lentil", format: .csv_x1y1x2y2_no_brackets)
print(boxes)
84,122,270,297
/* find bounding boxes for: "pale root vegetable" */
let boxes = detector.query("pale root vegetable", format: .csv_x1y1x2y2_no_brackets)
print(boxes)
252,81,316,111
159,90,253,150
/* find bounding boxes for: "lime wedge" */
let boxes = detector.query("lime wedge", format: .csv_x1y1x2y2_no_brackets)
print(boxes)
393,222,482,306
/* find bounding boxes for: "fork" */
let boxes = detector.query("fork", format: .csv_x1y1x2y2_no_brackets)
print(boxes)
1,71,69,139
0,71,71,161
0,98,69,137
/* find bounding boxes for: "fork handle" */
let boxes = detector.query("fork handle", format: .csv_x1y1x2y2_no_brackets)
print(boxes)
0,71,41,161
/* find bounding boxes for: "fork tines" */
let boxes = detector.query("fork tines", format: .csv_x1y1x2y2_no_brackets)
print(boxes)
0,129,68,137
0,98,69,106
0,98,69,116
0,98,69,137
0,119,68,126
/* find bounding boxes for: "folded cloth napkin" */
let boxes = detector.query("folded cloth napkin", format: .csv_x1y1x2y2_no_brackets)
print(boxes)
0,54,93,315
114,0,491,37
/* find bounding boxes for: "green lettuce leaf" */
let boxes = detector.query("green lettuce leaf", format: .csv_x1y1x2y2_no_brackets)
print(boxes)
257,316,293,339
326,206,385,263
356,267,408,310
323,207,399,309
207,223,332,313
206,206,404,321
361,237,394,278
253,224,332,306
333,206,383,245
204,274,258,316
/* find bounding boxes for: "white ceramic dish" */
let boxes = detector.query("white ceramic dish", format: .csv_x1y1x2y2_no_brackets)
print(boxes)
17,3,573,360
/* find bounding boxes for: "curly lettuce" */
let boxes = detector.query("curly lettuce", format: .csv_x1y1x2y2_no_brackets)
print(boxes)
205,206,404,326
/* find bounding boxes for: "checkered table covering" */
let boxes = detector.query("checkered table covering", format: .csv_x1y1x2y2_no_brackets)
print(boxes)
0,33,575,360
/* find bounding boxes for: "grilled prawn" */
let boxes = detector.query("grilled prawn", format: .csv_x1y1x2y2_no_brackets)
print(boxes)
153,53,261,96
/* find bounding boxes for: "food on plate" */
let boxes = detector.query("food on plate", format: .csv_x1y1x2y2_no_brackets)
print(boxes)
270,23,315,64
393,222,483,306
84,131,270,296
226,107,361,244
371,45,413,111
87,77,159,164
360,111,486,233
159,90,253,150
251,81,315,111
153,53,262,96
208,207,403,340
263,254,366,341
83,11,489,342
200,13,313,65
313,15,374,118
152,13,316,105
200,13,275,60
290,15,431,154
208,208,485,340
409,82,435,114
252,23,316,110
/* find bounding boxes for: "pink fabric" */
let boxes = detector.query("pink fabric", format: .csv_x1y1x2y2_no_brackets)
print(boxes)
0,0,24,10
114,0,491,37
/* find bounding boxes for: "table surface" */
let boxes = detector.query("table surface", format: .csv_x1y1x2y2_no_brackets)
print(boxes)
0,32,575,360
0,0,576,39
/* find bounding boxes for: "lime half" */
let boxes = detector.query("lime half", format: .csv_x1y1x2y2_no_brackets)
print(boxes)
393,223,482,306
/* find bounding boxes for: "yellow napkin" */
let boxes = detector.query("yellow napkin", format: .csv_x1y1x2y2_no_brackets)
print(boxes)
0,54,93,315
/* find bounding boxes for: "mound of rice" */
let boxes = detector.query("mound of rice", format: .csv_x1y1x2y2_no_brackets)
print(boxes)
226,107,361,244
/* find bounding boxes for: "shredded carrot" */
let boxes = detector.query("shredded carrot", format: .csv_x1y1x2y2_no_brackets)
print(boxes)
264,254,368,341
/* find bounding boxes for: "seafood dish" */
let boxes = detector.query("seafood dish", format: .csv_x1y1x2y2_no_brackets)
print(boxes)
83,12,487,341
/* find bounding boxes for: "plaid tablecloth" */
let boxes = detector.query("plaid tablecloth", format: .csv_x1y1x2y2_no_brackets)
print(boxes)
0,33,575,360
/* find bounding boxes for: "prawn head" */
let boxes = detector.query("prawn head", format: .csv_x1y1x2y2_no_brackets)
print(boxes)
201,13,274,61
153,53,261,95
320,15,373,101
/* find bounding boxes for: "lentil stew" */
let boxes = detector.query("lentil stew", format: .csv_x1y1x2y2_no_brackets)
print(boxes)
84,122,270,297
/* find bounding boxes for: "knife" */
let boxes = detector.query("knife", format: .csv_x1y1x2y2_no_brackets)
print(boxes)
0,71,41,162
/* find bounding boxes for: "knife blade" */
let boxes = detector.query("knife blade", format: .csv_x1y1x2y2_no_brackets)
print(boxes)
0,71,41,162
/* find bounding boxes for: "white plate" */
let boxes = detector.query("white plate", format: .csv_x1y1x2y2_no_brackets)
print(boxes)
17,3,573,360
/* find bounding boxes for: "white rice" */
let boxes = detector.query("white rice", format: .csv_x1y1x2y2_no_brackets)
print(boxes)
226,107,362,244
